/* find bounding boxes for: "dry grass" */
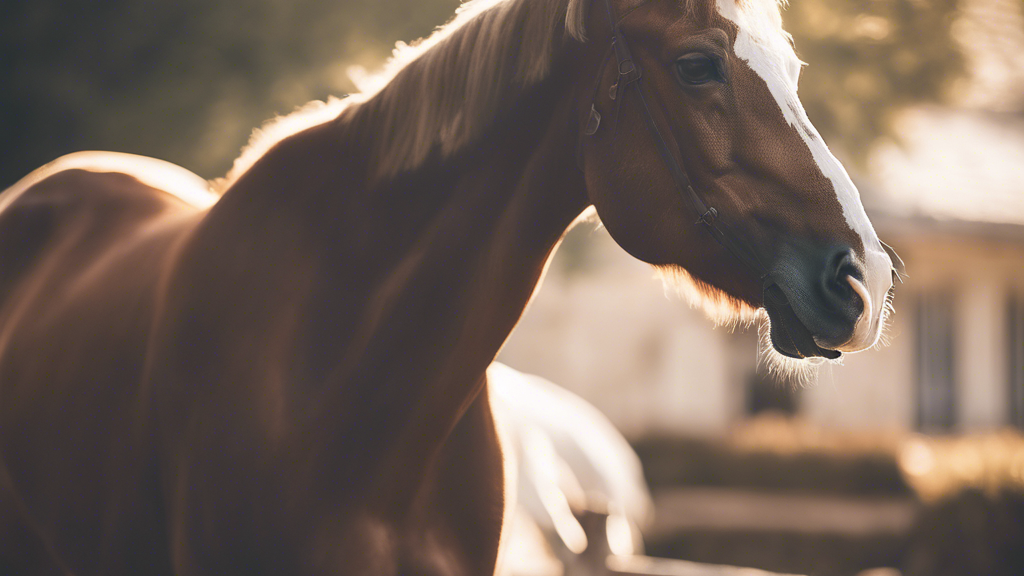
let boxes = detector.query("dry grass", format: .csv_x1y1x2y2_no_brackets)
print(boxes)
637,416,1024,575
636,414,1024,502
898,430,1024,503
728,413,905,458
730,414,1024,503
634,414,910,495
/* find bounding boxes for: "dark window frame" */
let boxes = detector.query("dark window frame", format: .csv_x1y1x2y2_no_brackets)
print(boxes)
1009,291,1024,430
916,291,957,432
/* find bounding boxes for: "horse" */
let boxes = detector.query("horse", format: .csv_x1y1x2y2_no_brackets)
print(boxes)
0,0,901,573
488,362,652,573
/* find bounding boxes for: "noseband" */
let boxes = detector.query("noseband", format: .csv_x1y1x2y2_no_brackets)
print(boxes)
580,0,768,281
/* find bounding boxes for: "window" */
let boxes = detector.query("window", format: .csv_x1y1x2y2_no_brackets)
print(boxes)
1010,292,1024,430
916,291,957,432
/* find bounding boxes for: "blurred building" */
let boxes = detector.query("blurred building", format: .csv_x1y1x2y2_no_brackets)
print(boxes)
810,106,1024,434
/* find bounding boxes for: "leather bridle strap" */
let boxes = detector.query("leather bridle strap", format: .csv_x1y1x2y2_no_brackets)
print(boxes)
586,0,769,280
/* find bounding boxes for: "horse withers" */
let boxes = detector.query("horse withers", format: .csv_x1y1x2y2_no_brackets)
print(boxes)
0,0,898,574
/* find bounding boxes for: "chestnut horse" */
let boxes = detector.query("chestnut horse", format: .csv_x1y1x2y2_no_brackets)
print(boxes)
0,0,899,574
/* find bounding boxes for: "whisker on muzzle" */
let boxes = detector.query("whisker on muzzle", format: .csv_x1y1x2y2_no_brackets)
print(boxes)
874,285,897,350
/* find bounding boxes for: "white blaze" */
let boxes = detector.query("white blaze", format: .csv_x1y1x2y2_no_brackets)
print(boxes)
715,0,893,351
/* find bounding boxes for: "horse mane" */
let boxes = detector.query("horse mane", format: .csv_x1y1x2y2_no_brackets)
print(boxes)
214,0,789,191
217,0,588,191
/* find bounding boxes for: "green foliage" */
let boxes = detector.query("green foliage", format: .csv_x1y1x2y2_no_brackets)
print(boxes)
0,0,460,184
785,0,965,164
1,0,964,186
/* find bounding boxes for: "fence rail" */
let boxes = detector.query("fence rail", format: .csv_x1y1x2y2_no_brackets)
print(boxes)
607,555,804,576
569,509,806,576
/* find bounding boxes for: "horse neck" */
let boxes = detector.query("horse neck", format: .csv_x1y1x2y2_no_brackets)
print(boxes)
282,64,591,509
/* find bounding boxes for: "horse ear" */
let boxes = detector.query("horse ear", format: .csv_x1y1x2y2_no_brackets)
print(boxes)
880,240,906,283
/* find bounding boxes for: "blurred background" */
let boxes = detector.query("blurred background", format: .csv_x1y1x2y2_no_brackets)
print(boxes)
2,0,1023,574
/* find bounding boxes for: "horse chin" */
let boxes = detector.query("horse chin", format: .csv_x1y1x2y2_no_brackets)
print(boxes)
762,286,842,361
750,309,840,388
766,312,841,360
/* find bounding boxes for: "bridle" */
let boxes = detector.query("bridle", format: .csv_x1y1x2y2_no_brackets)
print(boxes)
579,0,769,282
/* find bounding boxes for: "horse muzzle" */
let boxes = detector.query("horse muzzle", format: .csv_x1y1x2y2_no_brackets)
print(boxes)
762,244,867,360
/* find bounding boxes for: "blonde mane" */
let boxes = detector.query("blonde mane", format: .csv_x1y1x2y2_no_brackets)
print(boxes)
218,0,589,191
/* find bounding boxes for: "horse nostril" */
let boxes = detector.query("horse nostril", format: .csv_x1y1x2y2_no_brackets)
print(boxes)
821,247,863,318
767,243,868,350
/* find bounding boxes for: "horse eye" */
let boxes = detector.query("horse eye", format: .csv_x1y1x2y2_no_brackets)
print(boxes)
676,54,720,85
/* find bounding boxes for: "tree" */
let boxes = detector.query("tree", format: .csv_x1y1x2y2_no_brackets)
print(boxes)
785,0,964,164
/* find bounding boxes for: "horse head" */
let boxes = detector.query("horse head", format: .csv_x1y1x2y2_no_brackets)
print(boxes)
576,0,898,363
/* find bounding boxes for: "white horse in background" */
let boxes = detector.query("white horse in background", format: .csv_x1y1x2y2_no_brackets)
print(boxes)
489,363,653,576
